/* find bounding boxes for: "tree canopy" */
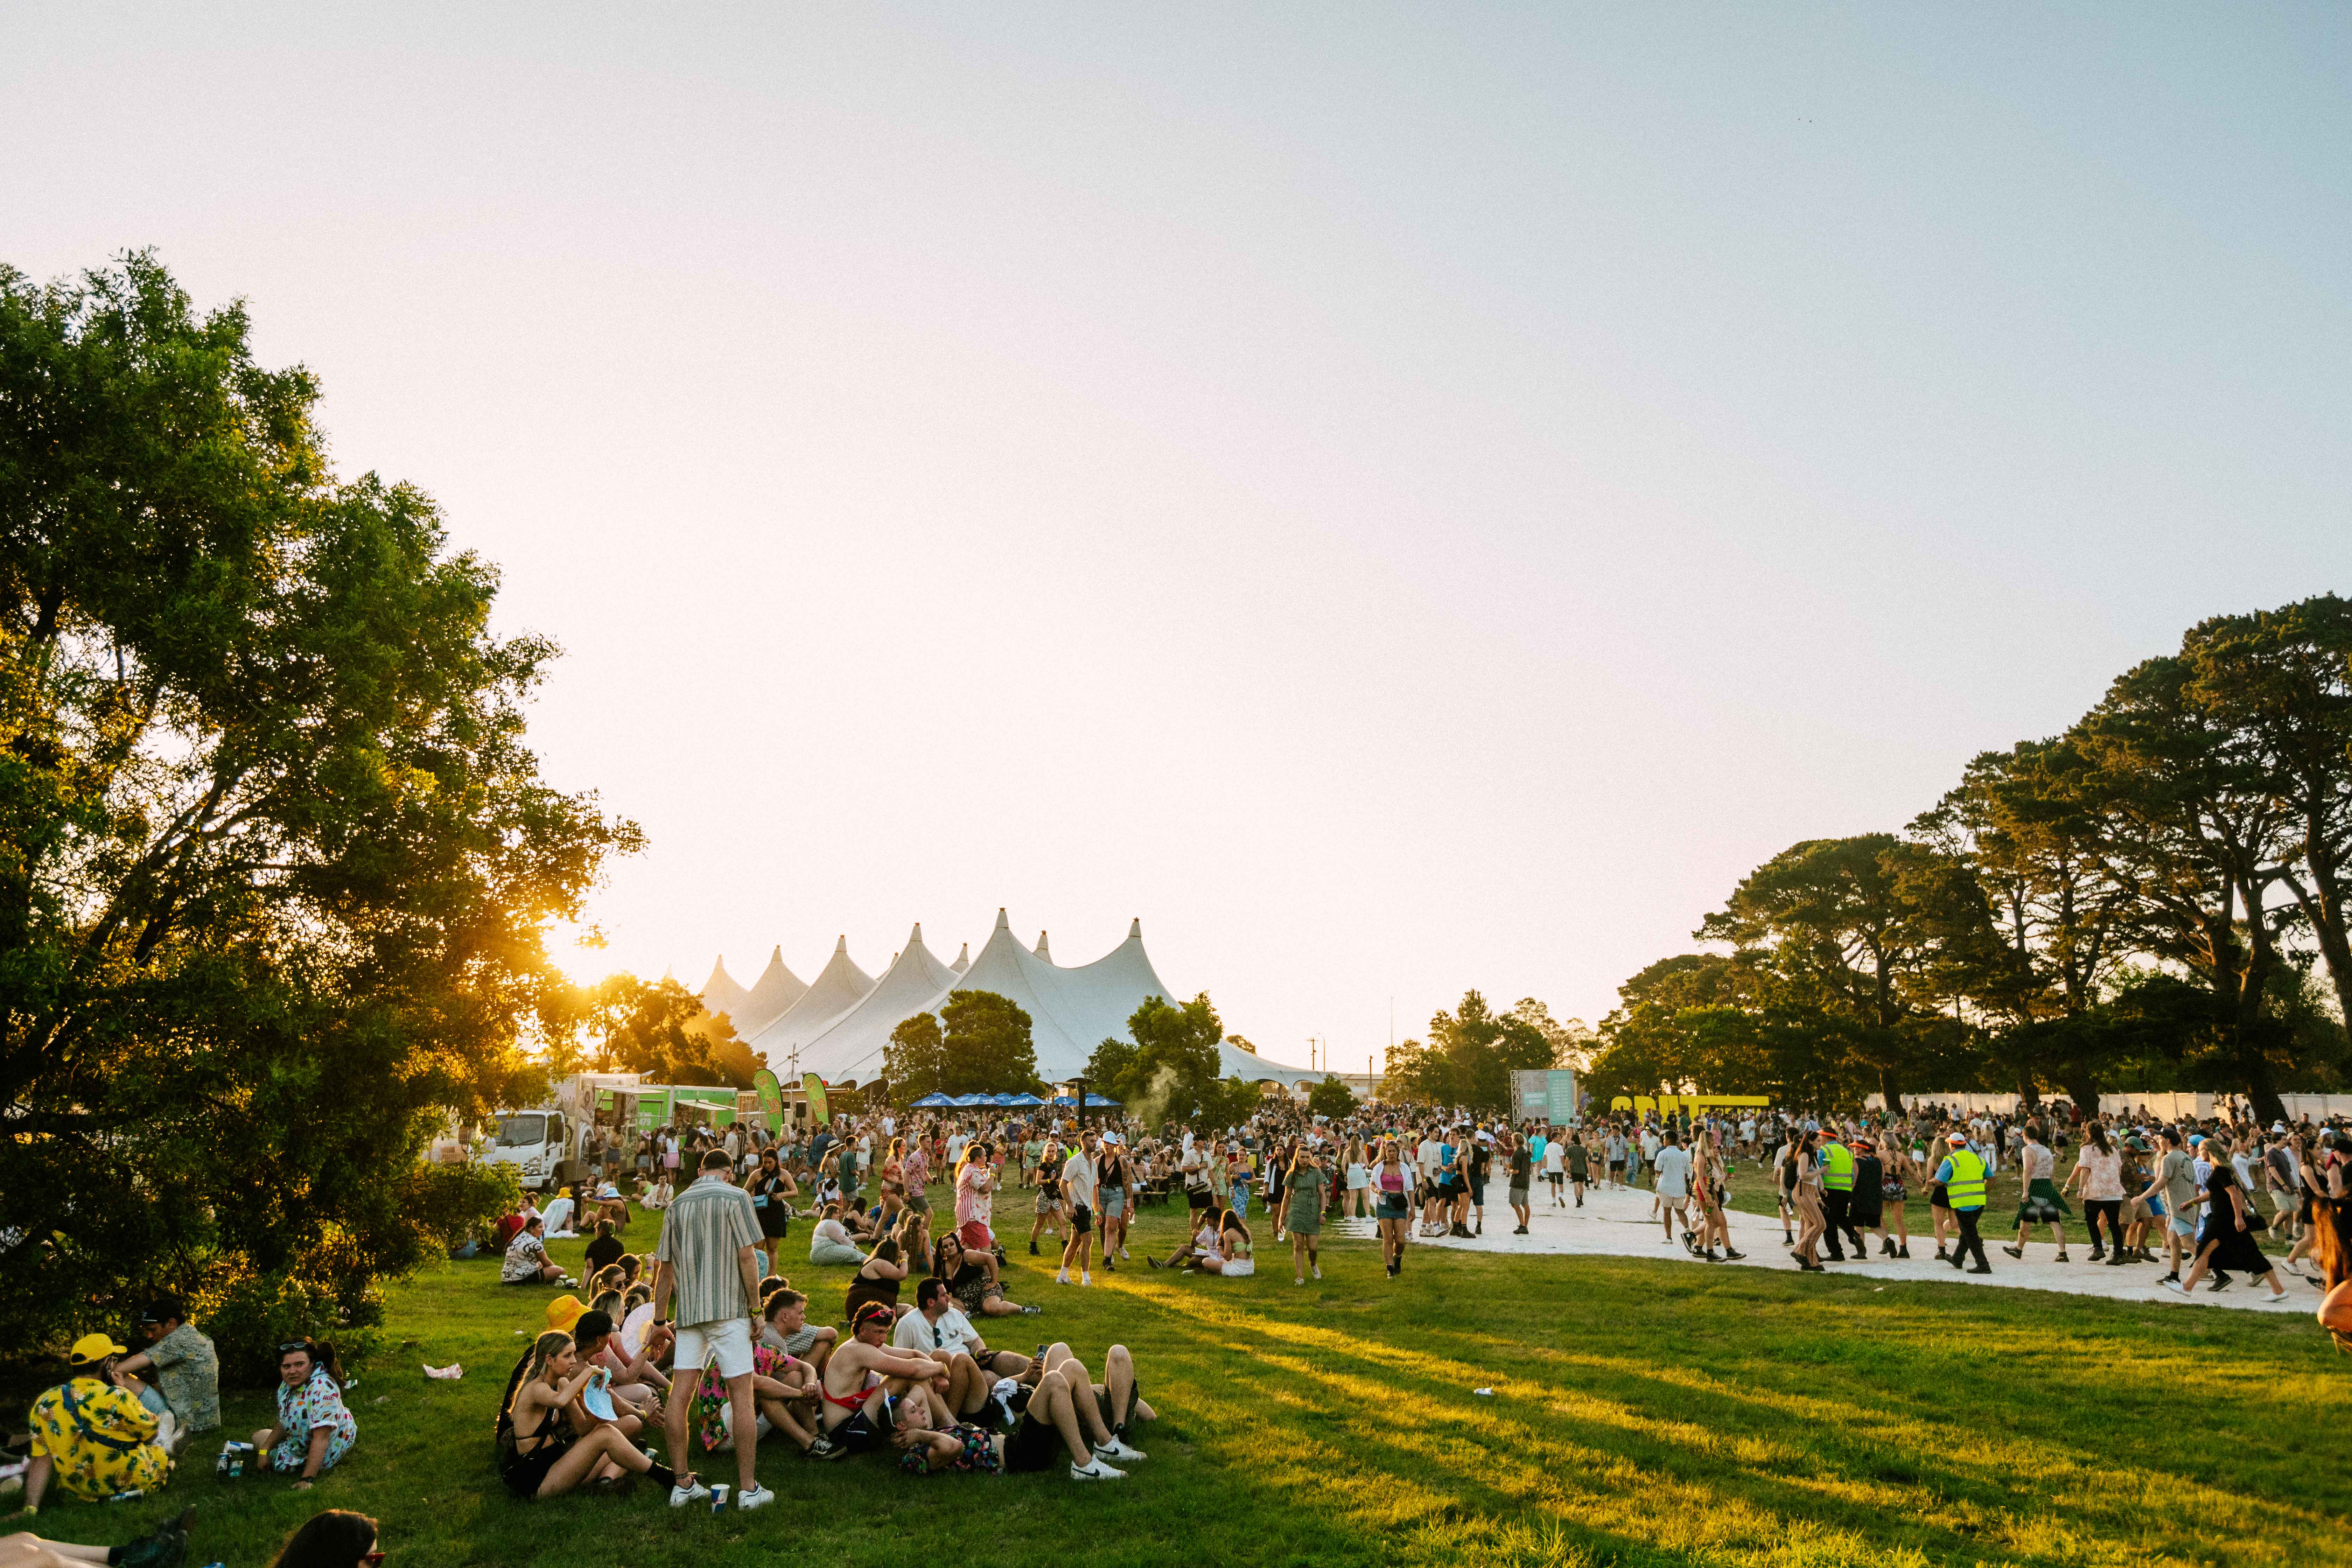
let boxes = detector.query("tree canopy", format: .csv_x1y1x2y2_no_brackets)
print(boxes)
0,255,635,1350
881,990,1046,1103
1589,597,2352,1122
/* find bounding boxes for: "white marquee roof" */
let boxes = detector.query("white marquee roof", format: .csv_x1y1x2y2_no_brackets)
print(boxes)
728,946,807,1038
743,936,874,1065
768,910,1314,1090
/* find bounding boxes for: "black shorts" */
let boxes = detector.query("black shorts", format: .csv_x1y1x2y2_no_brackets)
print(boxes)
1187,1188,1212,1211
1548,1172,1564,1185
1004,1407,1064,1473
1070,1203,1092,1236
829,1409,882,1456
1096,1376,1139,1435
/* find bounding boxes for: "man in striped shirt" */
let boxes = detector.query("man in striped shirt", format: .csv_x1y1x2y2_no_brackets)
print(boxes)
653,1148,773,1510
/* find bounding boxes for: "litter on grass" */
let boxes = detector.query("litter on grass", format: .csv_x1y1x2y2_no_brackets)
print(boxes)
424,1363,464,1379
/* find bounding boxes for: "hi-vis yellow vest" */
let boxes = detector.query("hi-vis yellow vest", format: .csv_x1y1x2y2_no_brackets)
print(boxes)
1821,1142,1855,1191
1944,1148,1988,1210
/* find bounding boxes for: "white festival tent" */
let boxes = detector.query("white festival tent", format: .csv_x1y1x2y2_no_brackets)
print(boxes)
740,936,875,1066
730,946,807,1039
698,957,750,1022
719,911,1316,1091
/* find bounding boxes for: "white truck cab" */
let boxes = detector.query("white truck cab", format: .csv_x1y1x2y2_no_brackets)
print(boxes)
485,1106,588,1192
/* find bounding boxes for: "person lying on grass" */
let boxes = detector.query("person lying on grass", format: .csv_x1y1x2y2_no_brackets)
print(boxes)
805,1303,950,1460
496,1330,698,1503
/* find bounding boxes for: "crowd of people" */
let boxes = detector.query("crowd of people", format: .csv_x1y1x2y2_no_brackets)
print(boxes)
11,1088,2346,1559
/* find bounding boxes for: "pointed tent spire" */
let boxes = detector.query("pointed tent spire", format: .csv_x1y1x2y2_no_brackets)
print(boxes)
1034,930,1051,960
834,934,849,953
660,964,677,983
952,943,970,972
1129,918,1141,938
993,908,1010,931
910,922,923,945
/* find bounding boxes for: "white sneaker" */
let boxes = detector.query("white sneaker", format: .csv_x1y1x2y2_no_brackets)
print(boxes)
1070,1458,1126,1480
1094,1437,1148,1462
1311,1265,1322,1280
1055,1269,1070,1284
2160,1278,2186,1295
737,1484,777,1511
1120,1247,1131,1260
2264,1288,2290,1303
669,1478,713,1507
1080,1271,1092,1287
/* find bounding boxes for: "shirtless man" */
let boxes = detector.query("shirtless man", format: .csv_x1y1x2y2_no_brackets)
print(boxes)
806,1303,950,1460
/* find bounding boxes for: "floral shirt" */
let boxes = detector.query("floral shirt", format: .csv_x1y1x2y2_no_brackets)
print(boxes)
269,1370,357,1475
694,1344,783,1450
501,1231,550,1282
28,1377,169,1500
146,1322,220,1434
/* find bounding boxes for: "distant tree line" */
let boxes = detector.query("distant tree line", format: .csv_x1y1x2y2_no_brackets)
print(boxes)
1586,598,2352,1124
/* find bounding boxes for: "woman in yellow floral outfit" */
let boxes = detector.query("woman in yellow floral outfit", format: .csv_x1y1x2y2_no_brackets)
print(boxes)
18,1334,172,1512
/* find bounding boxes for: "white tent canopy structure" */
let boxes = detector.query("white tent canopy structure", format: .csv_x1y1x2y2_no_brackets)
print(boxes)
743,936,875,1068
751,910,1316,1091
728,946,807,1038
696,957,750,1021
696,913,1317,1091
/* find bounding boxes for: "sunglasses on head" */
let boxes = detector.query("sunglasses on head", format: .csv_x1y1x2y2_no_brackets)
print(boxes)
278,1342,312,1356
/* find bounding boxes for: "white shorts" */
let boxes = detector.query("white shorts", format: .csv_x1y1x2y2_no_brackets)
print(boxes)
673,1314,755,1381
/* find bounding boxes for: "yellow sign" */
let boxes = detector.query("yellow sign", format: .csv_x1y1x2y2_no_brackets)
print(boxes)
1609,1093,1771,1115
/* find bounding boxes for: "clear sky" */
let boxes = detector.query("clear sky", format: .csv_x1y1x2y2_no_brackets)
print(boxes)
9,5,2348,1074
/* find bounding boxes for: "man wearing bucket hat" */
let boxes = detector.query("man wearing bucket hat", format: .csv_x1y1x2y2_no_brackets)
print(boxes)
15,1333,174,1515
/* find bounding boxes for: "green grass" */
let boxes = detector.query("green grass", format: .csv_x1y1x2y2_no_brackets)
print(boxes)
8,1194,2347,1568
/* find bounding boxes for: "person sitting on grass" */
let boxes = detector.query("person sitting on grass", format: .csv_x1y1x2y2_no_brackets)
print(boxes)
808,1201,867,1267
251,1339,357,1491
583,1218,625,1280
12,1335,173,1520
496,1331,697,1503
891,1279,1036,1421
929,1233,1038,1320
0,1507,192,1568
568,1310,662,1423
501,1216,570,1288
113,1299,218,1448
1149,1207,1253,1274
760,1287,840,1377
805,1303,950,1460
691,1329,821,1457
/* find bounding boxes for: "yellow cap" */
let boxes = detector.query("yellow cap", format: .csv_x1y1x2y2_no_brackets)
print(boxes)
544,1295,588,1337
70,1332,128,1367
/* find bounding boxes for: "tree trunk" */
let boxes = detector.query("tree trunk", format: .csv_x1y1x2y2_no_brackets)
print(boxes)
2014,1066,2041,1108
2058,1066,2102,1119
1877,1069,1904,1119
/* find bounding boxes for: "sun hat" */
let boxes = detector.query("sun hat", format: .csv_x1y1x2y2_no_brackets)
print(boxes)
69,1332,127,1368
1946,1132,1969,1146
544,1294,589,1336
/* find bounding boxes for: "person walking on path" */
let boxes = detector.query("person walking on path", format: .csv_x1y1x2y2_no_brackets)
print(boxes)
2004,1122,2073,1263
652,1148,771,1511
1935,1132,1994,1274
2167,1152,2291,1302
1372,1139,1413,1278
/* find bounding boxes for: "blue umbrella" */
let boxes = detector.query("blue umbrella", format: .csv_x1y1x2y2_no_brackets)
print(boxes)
910,1092,954,1108
1084,1092,1120,1107
1003,1092,1046,1107
950,1093,992,1107
1050,1094,1077,1106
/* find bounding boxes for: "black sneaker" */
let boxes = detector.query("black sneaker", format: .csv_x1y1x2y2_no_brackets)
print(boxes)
1029,1241,1040,1255
806,1434,849,1462
1723,1249,1744,1261
1967,1263,1993,1275
2001,1245,2023,1259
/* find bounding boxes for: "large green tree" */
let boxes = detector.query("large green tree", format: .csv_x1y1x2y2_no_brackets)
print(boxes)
0,256,634,1348
1086,991,1258,1127
939,990,1043,1095
1696,835,1981,1114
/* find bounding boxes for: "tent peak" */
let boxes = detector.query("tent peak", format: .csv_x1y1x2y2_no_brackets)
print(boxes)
1128,918,1141,938
1034,930,1051,960
993,907,1010,931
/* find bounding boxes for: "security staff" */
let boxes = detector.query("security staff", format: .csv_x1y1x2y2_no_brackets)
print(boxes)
1934,1132,1994,1274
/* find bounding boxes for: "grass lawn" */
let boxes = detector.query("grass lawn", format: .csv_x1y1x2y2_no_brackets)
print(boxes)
8,1195,2347,1568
